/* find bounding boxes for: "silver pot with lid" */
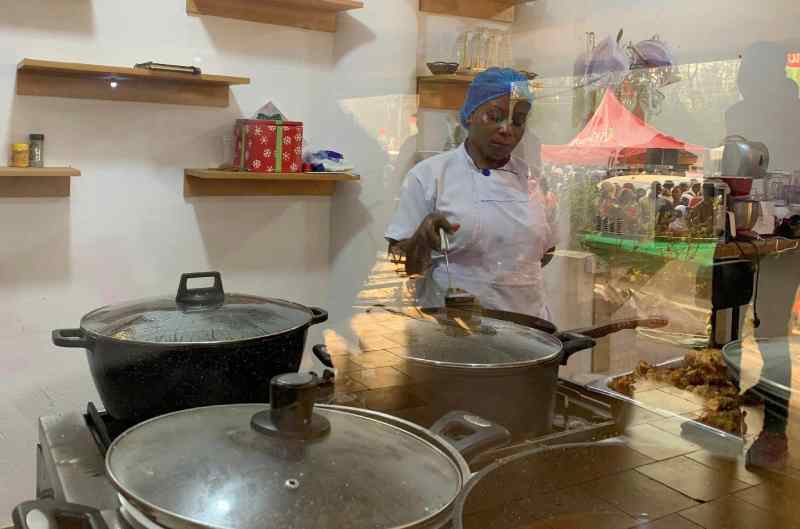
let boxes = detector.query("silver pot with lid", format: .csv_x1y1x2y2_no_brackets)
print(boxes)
372,306,667,436
13,370,511,529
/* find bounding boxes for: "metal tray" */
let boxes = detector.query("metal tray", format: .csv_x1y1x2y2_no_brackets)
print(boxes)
585,359,745,456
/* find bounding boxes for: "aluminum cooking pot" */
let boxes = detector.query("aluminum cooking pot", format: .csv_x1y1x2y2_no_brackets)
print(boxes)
52,271,329,421
13,369,512,529
371,305,667,435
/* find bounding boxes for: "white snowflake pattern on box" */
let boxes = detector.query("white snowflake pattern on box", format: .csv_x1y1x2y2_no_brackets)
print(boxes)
254,126,263,136
283,136,292,145
260,136,269,145
294,146,302,155
263,149,273,158
294,133,302,142
252,159,262,169
266,165,274,171
290,163,299,172
282,152,291,161
268,126,277,132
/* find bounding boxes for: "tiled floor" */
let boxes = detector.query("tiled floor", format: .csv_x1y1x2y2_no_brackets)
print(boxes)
635,456,752,502
680,496,798,529
324,311,800,529
580,470,700,519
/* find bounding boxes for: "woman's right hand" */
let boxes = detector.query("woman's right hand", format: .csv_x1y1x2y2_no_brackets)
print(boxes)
388,214,460,277
412,213,460,252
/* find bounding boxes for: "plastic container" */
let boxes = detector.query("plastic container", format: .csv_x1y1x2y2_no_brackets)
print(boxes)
11,143,29,168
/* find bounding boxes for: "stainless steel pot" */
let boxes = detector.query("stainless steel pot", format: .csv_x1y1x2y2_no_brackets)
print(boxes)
374,306,667,436
13,369,511,529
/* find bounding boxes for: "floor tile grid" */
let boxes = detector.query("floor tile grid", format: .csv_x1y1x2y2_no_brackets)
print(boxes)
327,327,800,529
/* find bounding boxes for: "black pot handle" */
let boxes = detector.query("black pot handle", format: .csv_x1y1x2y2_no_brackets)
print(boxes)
176,272,225,307
558,331,597,366
309,307,329,325
13,500,109,529
481,308,558,334
52,329,88,348
312,344,333,369
311,345,335,388
429,411,511,463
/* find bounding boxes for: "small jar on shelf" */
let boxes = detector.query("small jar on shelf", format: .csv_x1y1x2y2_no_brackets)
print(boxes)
29,134,44,168
10,143,29,168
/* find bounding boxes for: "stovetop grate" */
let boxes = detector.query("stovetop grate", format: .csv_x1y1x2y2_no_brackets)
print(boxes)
84,402,138,455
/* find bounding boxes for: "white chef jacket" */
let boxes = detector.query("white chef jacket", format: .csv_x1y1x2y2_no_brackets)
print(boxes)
385,143,556,319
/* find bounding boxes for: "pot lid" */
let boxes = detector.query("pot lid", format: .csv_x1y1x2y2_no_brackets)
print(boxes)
454,443,655,529
81,272,322,345
372,307,563,368
106,403,465,529
722,337,799,399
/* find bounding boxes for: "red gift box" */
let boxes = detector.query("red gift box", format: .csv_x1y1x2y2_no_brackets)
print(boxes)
233,119,304,173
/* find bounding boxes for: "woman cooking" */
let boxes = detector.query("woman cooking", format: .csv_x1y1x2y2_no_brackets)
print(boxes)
386,68,557,319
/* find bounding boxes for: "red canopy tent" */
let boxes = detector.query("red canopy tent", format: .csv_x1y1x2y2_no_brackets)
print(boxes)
541,90,704,166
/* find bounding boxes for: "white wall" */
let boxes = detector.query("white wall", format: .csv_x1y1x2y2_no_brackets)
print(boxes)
0,0,420,520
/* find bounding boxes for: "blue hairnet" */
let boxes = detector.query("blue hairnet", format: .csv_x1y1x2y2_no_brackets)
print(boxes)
459,68,533,127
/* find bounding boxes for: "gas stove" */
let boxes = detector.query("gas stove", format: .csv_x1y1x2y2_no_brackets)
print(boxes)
32,382,618,527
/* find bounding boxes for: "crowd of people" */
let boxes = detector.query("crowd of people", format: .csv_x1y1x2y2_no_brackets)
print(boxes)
596,178,705,236
539,163,717,238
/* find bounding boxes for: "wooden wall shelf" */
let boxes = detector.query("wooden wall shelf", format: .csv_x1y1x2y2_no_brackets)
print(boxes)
187,0,364,33
17,59,250,107
184,169,360,196
0,166,81,197
418,74,474,110
420,0,531,22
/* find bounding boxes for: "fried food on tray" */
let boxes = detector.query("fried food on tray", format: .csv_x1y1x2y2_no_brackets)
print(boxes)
689,384,739,400
698,408,747,436
608,373,636,397
608,348,747,435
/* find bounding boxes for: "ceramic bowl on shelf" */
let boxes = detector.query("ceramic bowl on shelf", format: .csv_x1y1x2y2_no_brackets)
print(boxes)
427,62,459,75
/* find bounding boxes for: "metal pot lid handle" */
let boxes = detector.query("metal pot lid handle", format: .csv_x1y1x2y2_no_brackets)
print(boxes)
251,372,331,440
12,500,109,529
175,272,225,308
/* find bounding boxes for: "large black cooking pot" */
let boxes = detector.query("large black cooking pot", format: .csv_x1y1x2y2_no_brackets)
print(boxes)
52,272,328,422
